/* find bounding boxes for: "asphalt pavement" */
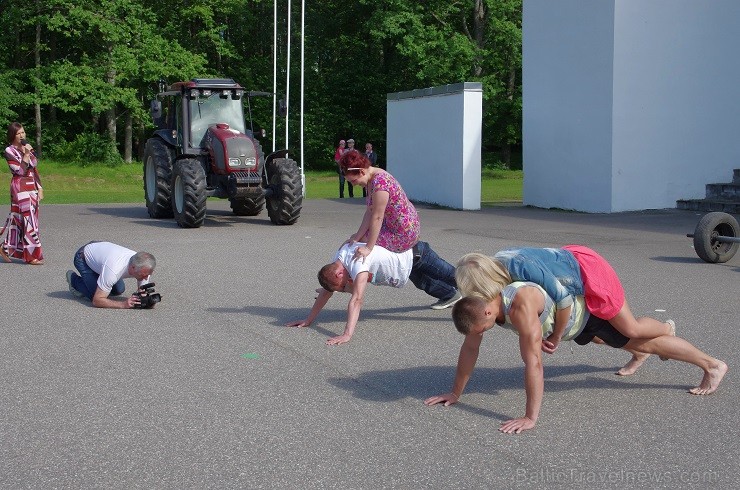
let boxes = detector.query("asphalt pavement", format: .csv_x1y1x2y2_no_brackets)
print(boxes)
1,199,737,489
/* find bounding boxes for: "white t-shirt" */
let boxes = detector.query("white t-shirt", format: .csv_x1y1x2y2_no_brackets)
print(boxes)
83,242,149,293
334,243,413,288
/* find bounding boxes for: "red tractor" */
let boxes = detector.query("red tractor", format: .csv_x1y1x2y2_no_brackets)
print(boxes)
144,78,302,227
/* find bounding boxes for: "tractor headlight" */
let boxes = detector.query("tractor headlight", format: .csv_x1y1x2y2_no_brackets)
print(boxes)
229,158,241,167
244,157,257,169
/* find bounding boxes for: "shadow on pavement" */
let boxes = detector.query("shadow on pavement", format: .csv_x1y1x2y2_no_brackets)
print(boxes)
328,364,686,409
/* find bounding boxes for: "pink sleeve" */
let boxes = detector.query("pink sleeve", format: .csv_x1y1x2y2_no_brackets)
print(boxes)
4,148,24,176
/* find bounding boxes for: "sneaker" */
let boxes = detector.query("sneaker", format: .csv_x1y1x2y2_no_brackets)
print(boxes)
430,291,463,310
66,270,84,298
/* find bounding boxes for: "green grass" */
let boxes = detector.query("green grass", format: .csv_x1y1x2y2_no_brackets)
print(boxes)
1,160,145,205
481,167,523,205
305,169,523,205
303,171,344,199
1,161,522,205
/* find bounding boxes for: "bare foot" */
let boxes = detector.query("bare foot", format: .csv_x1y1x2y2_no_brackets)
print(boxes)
689,361,728,395
617,352,650,376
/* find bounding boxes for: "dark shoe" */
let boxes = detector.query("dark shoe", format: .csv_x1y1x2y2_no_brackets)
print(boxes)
430,291,463,310
66,270,84,298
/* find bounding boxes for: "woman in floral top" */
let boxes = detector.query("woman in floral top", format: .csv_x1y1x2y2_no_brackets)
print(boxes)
339,150,419,261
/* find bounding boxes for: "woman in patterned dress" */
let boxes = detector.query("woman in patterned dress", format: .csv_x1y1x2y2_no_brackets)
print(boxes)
339,150,419,261
0,122,44,265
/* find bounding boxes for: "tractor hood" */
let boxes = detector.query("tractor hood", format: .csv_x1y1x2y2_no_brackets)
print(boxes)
204,123,260,174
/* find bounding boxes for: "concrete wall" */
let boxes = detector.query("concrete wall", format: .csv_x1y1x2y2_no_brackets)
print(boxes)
387,83,482,210
523,0,740,212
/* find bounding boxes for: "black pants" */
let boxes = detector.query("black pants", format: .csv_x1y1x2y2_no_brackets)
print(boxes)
339,173,354,198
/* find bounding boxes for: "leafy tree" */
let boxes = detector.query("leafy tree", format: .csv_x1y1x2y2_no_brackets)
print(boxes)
0,0,522,169
361,0,522,167
43,0,208,161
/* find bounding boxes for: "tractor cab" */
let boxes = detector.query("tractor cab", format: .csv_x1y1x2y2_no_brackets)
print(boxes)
151,79,248,152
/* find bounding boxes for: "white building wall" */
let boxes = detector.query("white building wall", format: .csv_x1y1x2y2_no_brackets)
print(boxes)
524,0,740,212
387,83,482,210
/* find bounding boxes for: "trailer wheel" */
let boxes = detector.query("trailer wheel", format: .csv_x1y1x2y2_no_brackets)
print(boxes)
693,212,739,263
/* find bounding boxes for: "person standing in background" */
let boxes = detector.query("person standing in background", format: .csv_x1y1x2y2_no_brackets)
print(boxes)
343,139,358,198
335,139,352,198
361,142,377,197
364,142,377,167
1,122,44,265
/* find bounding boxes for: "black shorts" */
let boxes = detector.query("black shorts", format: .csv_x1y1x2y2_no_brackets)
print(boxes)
573,314,631,349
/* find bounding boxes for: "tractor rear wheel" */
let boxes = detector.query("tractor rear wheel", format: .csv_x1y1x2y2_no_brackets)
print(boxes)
230,195,265,216
172,159,207,228
265,158,303,225
143,138,174,218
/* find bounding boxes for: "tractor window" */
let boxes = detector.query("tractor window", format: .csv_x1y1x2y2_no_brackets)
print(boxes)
189,92,247,147
175,96,183,146
164,97,175,129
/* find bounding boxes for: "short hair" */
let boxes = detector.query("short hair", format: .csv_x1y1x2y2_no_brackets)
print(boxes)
7,122,23,145
318,262,341,292
347,138,355,144
451,296,488,334
455,253,511,301
129,252,156,273
339,150,370,172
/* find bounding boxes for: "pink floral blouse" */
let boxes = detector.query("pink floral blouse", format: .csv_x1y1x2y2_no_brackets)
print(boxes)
367,171,420,252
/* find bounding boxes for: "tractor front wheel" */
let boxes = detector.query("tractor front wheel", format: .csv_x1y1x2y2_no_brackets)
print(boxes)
143,138,174,218
172,159,207,228
265,158,303,225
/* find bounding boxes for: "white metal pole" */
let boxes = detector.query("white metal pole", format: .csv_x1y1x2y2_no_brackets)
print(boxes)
285,0,291,152
272,0,277,152
300,0,305,195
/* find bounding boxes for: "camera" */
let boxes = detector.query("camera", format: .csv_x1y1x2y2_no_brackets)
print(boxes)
133,282,161,309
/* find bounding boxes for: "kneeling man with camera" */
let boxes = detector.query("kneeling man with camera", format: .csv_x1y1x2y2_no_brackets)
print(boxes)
66,241,160,309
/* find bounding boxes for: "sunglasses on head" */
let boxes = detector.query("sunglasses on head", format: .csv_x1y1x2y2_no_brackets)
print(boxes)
345,167,363,173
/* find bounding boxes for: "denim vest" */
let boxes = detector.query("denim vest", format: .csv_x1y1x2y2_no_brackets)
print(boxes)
494,247,584,310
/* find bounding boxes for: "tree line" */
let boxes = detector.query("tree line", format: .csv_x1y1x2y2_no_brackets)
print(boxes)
0,0,521,169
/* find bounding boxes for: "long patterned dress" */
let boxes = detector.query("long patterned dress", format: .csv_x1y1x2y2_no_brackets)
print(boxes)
1,145,44,263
